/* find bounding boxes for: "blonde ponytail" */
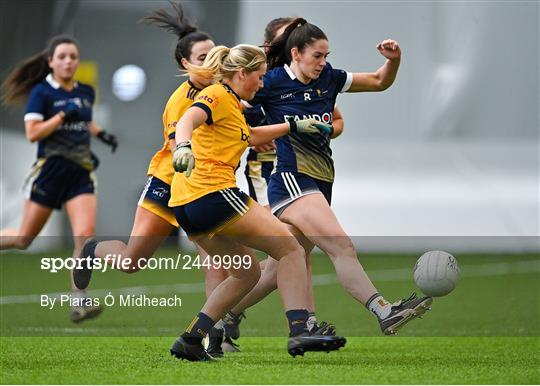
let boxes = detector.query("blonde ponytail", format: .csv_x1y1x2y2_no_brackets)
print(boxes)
185,46,230,81
185,44,265,83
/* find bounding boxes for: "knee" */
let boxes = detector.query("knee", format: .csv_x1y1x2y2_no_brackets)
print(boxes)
288,242,306,262
274,238,306,262
327,238,356,261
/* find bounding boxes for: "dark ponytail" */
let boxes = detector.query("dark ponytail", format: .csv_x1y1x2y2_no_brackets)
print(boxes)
263,17,294,45
141,1,212,69
2,35,78,106
266,17,327,70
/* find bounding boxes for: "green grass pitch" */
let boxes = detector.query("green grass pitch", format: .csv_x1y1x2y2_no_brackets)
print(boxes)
1,249,539,384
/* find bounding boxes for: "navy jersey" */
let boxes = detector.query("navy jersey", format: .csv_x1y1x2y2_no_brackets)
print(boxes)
243,104,276,162
250,63,352,182
244,104,266,127
24,74,95,170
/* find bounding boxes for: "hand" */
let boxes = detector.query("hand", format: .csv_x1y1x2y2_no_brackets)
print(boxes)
173,142,195,176
62,102,81,121
288,118,334,136
97,131,118,153
252,141,276,153
376,39,401,61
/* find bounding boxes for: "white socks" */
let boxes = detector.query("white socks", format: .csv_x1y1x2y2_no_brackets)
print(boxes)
367,294,392,319
214,319,226,330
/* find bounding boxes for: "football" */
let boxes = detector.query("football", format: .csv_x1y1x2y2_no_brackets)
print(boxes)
414,250,460,297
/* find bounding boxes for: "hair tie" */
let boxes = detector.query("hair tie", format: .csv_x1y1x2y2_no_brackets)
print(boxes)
297,23,302,28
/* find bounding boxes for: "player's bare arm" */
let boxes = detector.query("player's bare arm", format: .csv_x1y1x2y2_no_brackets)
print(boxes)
348,39,401,92
25,115,64,142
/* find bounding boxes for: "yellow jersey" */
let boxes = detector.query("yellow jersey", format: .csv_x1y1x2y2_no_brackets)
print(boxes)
169,83,250,206
146,80,202,185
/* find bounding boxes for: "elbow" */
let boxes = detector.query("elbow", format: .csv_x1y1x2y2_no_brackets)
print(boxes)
25,124,41,142
376,80,391,92
331,124,344,139
25,132,39,143
371,72,394,92
377,75,397,91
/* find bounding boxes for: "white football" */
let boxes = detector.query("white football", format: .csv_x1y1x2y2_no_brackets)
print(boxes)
414,250,460,297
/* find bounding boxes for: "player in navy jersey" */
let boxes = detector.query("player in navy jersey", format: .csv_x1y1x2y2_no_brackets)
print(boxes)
0,35,117,322
244,17,343,205
248,18,433,335
224,16,345,347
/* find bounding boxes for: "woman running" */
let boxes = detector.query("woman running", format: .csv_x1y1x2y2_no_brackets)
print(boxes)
0,35,117,322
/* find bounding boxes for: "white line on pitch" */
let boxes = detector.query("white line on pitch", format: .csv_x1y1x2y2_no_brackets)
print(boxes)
0,260,538,305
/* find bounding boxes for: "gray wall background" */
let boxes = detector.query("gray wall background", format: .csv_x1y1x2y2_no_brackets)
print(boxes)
1,1,538,251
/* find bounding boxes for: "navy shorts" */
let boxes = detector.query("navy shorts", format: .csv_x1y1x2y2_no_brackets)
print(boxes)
25,156,96,210
268,172,332,216
173,187,252,237
244,160,274,206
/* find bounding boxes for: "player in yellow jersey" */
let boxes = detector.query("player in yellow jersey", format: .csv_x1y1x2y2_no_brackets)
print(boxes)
167,44,345,361
73,4,227,353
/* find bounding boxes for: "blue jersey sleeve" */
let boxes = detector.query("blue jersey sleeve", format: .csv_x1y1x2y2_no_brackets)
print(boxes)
330,65,353,95
24,85,47,121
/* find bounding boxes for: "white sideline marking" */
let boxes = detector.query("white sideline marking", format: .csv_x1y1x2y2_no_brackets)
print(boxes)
0,260,538,305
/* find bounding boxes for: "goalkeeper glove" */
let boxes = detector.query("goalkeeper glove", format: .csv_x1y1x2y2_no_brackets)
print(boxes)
62,102,81,121
287,118,334,136
97,131,118,153
173,141,195,176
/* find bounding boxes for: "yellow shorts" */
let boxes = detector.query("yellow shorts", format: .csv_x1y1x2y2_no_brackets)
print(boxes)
138,176,179,227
